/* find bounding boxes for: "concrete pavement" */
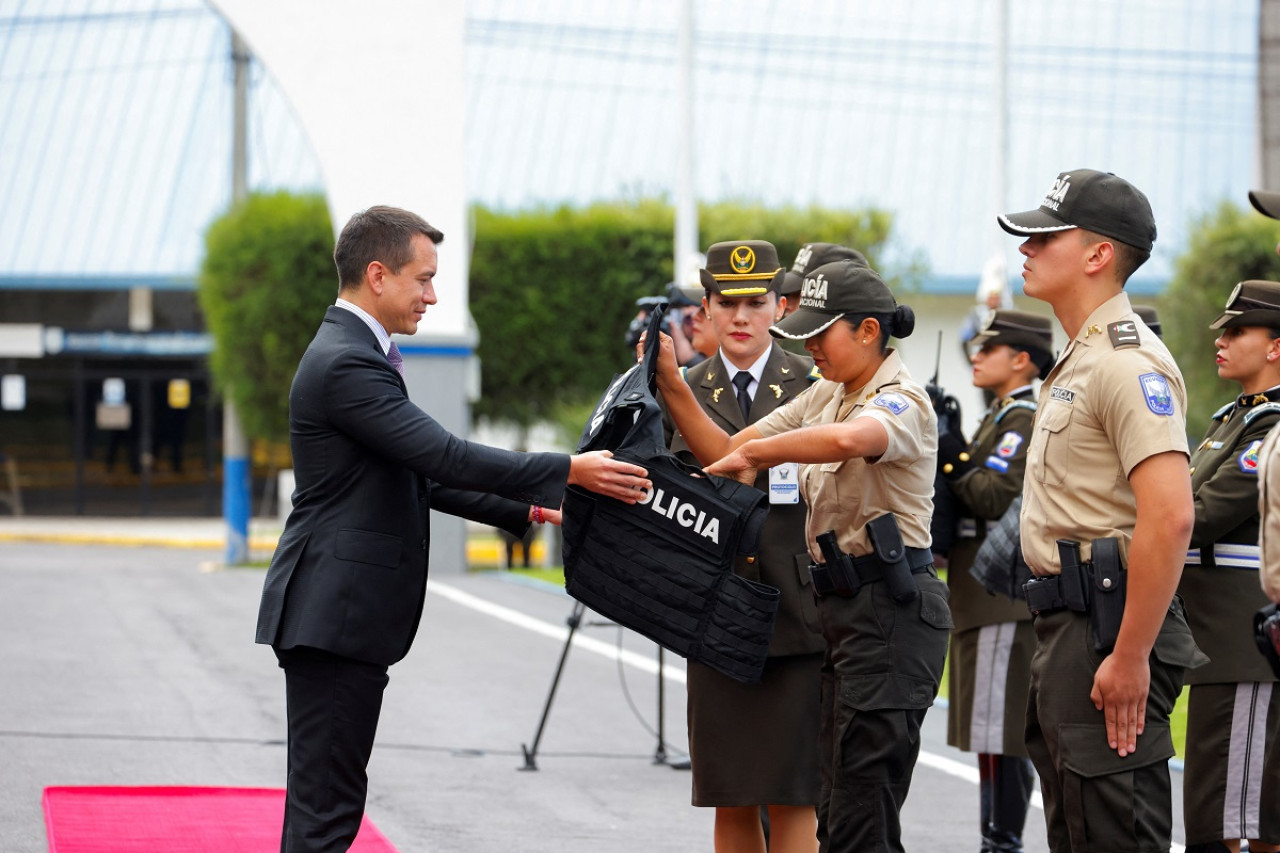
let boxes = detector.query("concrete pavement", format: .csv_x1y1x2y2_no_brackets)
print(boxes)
0,518,1189,851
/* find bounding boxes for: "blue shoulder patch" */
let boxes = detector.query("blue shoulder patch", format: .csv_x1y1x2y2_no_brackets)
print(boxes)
1139,372,1174,416
1240,439,1263,474
873,392,910,415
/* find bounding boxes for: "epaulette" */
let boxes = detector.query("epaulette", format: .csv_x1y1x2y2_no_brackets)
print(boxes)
1107,320,1141,349
994,400,1037,424
1244,402,1280,426
807,364,822,382
1211,401,1235,422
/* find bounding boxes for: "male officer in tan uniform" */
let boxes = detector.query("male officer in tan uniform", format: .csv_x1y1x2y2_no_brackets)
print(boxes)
939,309,1054,853
999,169,1205,852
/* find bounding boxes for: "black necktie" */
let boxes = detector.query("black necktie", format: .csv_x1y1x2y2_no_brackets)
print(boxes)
732,371,753,423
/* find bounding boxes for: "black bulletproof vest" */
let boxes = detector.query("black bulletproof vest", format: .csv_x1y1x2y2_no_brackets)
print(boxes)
561,306,779,683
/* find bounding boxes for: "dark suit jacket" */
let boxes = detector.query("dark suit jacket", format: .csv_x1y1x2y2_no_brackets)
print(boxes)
256,306,570,666
666,344,824,656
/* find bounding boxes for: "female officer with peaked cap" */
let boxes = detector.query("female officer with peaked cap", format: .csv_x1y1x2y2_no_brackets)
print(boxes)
649,258,952,852
1177,280,1280,853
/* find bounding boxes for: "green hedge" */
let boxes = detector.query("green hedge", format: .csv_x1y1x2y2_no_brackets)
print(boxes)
469,199,907,429
198,191,335,445
1164,201,1280,438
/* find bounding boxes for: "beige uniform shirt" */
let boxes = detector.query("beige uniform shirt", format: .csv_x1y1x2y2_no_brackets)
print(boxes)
1020,292,1189,575
1257,425,1280,603
754,349,936,562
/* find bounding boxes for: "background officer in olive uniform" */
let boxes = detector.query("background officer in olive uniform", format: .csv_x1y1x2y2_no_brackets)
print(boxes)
1176,282,1280,853
939,310,1054,853
664,240,824,853
780,242,869,319
999,169,1205,853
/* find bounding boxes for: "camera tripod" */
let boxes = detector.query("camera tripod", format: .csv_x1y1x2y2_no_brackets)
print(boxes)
519,599,688,771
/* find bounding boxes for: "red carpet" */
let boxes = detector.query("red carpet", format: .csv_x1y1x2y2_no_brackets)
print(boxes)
43,786,400,852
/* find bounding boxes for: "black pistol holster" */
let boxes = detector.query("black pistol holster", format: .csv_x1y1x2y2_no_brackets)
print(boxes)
809,515,929,604
1087,537,1126,655
1023,537,1126,654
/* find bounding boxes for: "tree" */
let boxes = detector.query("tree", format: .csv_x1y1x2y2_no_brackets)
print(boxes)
468,198,908,432
198,191,335,446
1164,200,1280,438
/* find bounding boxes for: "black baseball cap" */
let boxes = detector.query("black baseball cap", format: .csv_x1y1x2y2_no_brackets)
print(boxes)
770,260,897,340
1250,190,1280,220
970,309,1055,380
1209,281,1280,330
699,240,784,296
999,169,1156,253
782,243,869,297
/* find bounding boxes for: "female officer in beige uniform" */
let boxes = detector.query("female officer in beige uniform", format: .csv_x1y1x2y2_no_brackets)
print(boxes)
651,258,952,853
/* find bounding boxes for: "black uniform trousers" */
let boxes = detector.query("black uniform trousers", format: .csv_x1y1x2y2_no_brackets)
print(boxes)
1025,603,1200,853
816,573,952,853
275,646,390,853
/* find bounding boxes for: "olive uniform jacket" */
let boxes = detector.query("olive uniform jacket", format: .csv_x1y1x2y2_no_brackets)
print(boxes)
665,344,824,657
256,306,569,667
944,388,1037,633
1179,388,1280,685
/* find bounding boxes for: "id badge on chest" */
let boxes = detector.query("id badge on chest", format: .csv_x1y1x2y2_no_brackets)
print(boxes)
768,462,800,504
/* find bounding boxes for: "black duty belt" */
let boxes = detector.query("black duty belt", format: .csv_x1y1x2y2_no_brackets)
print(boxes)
809,547,934,598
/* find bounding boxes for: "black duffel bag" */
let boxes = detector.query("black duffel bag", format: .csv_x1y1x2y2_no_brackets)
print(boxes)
561,306,779,683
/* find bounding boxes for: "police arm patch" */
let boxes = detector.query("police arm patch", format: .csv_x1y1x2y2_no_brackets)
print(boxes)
873,392,910,415
1240,439,1263,474
995,431,1024,458
1139,372,1174,416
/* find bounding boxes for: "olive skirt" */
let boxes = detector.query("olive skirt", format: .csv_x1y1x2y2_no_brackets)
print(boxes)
687,651,823,807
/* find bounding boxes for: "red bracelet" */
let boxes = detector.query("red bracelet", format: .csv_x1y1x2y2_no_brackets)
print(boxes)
532,505,544,524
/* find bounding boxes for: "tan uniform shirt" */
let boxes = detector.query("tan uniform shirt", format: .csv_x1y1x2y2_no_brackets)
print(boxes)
1020,292,1189,575
1257,425,1280,603
754,349,936,562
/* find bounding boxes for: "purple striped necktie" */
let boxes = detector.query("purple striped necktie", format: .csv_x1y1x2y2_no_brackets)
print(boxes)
387,341,404,377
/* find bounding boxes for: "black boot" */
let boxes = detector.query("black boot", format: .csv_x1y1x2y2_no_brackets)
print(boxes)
984,755,1035,853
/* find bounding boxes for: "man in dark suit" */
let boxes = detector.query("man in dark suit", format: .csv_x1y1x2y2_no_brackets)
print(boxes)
255,206,651,852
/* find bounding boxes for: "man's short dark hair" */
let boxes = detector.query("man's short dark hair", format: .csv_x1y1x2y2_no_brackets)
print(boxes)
335,206,444,292
1080,229,1149,286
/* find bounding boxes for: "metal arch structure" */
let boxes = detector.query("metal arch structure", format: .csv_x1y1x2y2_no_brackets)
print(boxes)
208,0,476,571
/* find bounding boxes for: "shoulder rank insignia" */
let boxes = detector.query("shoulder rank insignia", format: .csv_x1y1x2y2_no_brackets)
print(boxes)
808,364,822,381
1107,320,1141,349
1244,401,1280,426
1211,401,1234,421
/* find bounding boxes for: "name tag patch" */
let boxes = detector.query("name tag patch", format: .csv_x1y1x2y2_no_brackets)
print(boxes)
1050,386,1075,404
768,462,800,504
996,431,1024,459
1139,372,1174,416
1240,439,1262,474
873,392,909,415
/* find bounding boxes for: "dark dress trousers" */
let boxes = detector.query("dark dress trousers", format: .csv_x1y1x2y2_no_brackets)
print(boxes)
256,306,570,852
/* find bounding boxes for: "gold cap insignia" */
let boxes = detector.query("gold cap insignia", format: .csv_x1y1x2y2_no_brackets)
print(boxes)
730,246,756,274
